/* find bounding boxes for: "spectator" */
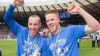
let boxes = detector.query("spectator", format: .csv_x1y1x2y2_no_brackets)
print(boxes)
95,32,100,49
89,33,96,48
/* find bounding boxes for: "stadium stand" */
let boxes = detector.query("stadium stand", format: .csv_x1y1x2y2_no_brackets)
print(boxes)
0,0,100,39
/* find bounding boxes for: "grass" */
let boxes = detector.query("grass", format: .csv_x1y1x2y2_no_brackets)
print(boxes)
79,40,100,56
0,40,16,56
0,40,100,56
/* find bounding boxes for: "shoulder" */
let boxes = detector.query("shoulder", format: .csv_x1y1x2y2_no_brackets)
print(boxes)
38,35,46,41
21,27,28,31
19,27,28,34
64,25,85,30
67,25,85,28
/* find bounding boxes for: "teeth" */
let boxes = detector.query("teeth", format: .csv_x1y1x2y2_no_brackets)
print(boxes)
50,25,54,27
31,29,36,31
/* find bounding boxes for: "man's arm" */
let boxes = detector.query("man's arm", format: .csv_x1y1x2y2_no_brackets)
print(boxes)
78,8,100,34
67,2,100,34
4,0,24,36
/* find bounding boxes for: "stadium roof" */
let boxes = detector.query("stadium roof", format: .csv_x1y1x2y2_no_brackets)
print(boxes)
0,0,100,24
0,0,74,6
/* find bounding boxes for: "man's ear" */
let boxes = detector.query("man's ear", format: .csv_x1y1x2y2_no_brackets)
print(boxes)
39,23,41,28
58,18,60,23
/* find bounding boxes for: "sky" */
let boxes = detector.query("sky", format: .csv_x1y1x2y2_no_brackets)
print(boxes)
0,0,48,2
0,0,74,2
0,0,74,6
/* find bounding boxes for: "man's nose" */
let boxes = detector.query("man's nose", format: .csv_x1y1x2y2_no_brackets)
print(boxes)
31,25,35,28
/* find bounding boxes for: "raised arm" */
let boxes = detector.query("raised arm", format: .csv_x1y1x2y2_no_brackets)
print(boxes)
67,2,100,34
4,0,24,36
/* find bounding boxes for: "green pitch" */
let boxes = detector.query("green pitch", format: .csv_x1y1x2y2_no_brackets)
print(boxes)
79,40,100,56
0,40,100,56
0,40,16,56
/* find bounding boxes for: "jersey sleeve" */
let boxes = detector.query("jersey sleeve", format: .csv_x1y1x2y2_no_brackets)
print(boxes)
70,25,86,39
4,5,23,37
69,25,85,39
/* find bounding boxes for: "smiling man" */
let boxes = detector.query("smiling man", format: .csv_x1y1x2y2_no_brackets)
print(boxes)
4,0,49,56
45,2,100,56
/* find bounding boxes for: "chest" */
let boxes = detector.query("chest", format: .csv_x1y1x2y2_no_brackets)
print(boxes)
49,32,72,50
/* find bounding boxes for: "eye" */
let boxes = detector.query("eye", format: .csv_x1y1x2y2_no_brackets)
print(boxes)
29,23,32,25
34,23,38,26
51,19,54,21
46,20,49,23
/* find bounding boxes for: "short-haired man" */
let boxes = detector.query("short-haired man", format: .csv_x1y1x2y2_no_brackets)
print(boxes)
4,0,49,56
45,2,100,56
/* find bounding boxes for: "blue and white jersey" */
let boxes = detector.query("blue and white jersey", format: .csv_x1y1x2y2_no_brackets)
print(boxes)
4,5,49,56
47,25,85,56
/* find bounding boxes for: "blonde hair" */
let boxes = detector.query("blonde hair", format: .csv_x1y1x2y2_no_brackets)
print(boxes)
45,10,59,17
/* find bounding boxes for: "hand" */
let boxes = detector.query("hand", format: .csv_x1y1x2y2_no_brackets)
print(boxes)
67,2,81,13
12,0,24,6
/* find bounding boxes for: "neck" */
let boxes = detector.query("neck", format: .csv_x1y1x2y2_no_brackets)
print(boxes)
52,25,61,35
29,32,37,37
